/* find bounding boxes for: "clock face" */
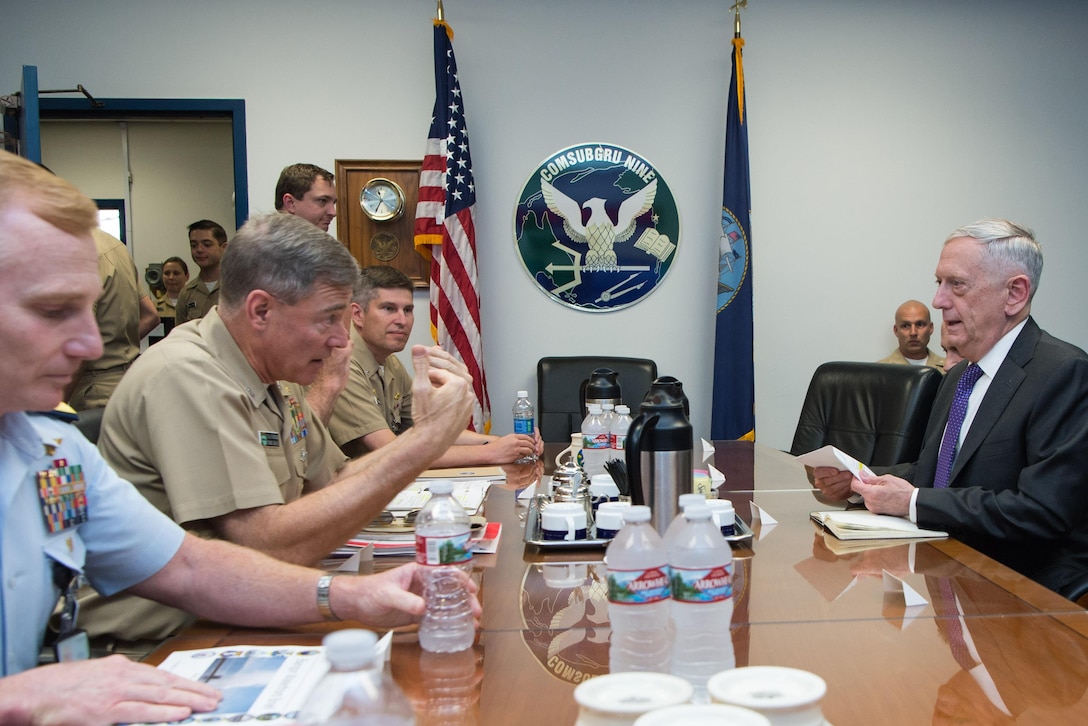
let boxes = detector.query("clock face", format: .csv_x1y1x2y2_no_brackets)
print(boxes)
360,178,406,222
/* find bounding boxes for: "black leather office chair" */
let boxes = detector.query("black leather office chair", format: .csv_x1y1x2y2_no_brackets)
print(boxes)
789,361,942,467
536,356,658,443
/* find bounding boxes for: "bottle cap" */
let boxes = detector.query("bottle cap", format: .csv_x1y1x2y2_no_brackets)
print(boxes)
429,479,454,495
683,504,712,521
323,628,378,670
517,390,528,397
622,505,651,523
602,402,615,411
615,405,630,414
678,493,706,510
588,404,602,413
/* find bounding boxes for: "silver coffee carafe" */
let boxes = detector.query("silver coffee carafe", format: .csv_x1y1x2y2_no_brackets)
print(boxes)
625,377,693,534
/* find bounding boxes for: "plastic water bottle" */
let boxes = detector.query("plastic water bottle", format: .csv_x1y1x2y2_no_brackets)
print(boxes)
662,493,711,547
512,390,537,464
600,402,616,436
667,505,735,702
609,404,633,455
415,480,475,653
606,505,672,673
580,404,610,478
297,629,416,725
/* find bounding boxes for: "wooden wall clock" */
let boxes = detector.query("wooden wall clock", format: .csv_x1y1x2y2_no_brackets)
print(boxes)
335,159,428,288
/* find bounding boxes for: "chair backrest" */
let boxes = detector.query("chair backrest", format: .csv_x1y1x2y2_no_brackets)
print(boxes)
536,356,658,443
789,361,942,467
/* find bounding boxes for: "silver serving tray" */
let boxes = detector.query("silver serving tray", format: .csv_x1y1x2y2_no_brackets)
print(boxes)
523,497,754,549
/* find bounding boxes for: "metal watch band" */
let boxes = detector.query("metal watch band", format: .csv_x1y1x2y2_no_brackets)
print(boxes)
316,574,342,621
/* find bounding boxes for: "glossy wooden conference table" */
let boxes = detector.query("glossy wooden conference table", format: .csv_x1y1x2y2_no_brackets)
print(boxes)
147,442,1088,725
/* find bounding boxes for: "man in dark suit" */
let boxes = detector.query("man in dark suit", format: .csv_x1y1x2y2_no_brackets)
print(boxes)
813,219,1088,596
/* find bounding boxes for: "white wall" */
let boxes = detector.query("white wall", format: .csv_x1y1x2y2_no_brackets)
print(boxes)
40,120,236,276
4,0,1086,449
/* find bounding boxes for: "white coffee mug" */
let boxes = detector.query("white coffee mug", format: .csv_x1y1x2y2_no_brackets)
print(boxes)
589,474,620,509
555,432,584,468
705,499,737,536
542,563,589,588
594,501,630,539
541,501,589,541
707,666,826,726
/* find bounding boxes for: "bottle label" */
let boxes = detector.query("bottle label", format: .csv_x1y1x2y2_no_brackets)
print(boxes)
583,433,610,450
670,563,733,603
415,532,473,565
610,433,626,450
607,566,671,604
514,418,534,435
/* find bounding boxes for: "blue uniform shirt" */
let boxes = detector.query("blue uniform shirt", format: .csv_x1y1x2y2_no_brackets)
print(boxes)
0,412,184,676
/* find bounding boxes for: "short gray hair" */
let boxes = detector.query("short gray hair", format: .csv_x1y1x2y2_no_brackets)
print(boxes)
945,218,1042,300
220,212,359,309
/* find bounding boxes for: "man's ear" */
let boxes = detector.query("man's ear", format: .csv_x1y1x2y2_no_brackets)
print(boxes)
281,194,297,214
246,289,276,329
350,301,365,327
1005,274,1031,316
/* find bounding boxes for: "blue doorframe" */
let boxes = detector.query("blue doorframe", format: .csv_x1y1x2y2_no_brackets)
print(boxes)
38,97,249,229
18,65,41,162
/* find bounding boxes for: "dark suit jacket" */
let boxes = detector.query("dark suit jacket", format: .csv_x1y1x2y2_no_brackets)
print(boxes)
886,318,1088,594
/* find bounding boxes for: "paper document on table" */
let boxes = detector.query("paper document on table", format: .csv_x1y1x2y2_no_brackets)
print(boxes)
134,645,329,725
417,465,504,479
387,477,493,514
795,445,876,479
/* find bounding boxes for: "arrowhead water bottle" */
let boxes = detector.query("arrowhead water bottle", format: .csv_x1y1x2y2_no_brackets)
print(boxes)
667,504,735,702
580,403,610,478
416,480,476,653
609,404,633,455
512,390,537,463
605,505,672,673
297,629,416,725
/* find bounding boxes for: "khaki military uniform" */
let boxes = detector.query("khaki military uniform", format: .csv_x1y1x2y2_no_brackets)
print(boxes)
68,229,142,410
81,308,347,641
877,348,946,373
175,277,219,324
325,328,413,449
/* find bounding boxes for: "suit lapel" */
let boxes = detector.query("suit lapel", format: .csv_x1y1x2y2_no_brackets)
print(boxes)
950,319,1039,483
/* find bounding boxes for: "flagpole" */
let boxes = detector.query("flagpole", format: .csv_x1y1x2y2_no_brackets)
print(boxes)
436,0,444,22
730,0,746,37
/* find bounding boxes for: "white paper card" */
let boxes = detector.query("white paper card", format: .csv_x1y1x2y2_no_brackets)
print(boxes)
701,438,715,463
751,503,778,526
882,569,929,607
795,445,876,479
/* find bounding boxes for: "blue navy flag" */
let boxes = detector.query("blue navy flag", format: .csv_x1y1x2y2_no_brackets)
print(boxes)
711,36,755,441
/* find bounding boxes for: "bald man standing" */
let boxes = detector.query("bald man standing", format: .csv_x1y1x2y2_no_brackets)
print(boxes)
878,299,946,373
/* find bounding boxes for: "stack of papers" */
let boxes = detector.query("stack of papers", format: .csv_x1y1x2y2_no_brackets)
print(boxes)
811,510,948,541
334,517,502,557
387,477,494,515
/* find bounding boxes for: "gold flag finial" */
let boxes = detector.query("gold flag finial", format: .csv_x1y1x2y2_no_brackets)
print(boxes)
437,0,444,22
730,0,747,38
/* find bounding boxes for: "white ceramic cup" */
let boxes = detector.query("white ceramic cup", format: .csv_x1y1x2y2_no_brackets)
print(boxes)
707,667,826,726
589,474,621,508
555,432,584,467
633,703,772,726
541,501,589,541
705,499,737,536
574,672,694,726
594,501,630,539
542,563,589,588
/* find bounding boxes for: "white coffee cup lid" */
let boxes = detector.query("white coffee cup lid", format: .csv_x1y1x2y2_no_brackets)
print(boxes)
574,672,693,715
633,703,772,726
707,667,826,718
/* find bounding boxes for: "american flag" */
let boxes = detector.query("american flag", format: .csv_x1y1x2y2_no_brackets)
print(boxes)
414,19,491,433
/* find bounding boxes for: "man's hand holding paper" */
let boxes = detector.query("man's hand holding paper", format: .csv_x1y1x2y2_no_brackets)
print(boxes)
795,445,876,503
